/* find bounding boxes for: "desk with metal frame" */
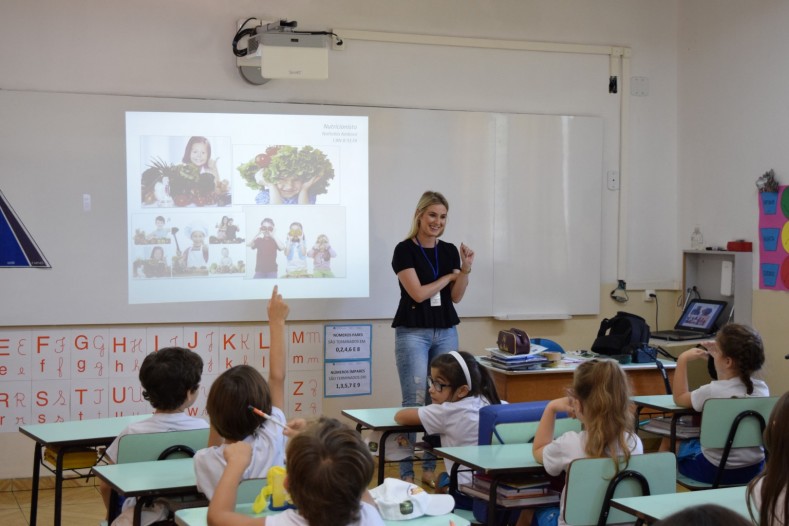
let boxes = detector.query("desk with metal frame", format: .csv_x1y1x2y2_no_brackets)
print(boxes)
435,443,547,526
341,407,426,484
19,414,149,526
632,394,698,452
92,457,201,526
610,485,748,524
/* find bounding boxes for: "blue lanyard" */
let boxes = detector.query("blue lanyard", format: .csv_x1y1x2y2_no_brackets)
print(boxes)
416,238,439,280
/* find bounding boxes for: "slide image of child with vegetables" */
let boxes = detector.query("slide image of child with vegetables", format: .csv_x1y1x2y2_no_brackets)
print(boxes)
236,145,337,205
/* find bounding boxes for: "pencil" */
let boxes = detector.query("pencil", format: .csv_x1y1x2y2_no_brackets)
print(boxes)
248,405,289,429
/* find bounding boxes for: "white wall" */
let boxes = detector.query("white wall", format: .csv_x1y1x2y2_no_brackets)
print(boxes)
0,0,691,478
677,1,789,396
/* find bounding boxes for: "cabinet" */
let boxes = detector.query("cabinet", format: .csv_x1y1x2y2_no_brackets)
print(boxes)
682,250,752,325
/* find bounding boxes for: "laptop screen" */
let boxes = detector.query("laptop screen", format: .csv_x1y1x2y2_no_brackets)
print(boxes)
677,299,727,332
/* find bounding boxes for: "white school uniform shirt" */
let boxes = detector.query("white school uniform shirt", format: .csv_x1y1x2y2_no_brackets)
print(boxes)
193,406,286,499
690,377,770,467
265,501,385,526
105,412,209,526
750,477,787,526
417,395,491,486
542,430,643,526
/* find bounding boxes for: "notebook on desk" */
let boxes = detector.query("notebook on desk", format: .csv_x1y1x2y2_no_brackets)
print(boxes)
651,299,728,341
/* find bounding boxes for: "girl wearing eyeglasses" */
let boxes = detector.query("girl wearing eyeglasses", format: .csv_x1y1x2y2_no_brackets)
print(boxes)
395,350,500,509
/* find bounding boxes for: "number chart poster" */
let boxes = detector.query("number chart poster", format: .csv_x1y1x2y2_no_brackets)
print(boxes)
758,185,789,290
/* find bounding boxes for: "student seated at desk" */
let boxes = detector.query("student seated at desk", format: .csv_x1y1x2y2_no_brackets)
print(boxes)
101,346,209,526
670,323,769,485
516,359,643,526
747,390,789,526
394,350,501,508
207,417,385,526
194,286,289,499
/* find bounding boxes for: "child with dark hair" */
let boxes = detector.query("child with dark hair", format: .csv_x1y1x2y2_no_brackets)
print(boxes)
194,286,288,499
101,346,208,526
747,390,789,526
395,350,500,506
672,323,769,485
654,504,752,526
208,417,385,526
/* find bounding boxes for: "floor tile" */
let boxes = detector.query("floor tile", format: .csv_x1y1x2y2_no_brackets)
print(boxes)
0,507,28,526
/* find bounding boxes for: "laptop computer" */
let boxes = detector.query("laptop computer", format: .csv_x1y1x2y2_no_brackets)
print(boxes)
651,298,728,341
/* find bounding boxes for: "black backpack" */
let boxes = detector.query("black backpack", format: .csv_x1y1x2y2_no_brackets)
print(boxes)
591,311,651,360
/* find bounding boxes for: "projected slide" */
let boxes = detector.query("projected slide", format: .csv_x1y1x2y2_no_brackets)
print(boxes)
126,112,368,304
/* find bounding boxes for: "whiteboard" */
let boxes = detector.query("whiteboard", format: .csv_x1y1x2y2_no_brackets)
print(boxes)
0,91,602,325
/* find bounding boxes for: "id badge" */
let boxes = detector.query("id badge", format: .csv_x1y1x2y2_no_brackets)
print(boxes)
430,292,441,307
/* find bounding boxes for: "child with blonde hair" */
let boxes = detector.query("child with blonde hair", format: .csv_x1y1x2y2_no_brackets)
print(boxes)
517,358,643,526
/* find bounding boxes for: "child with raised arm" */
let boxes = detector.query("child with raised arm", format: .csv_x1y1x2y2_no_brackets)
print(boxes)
516,358,643,526
671,323,769,485
395,350,501,507
194,286,289,499
207,417,385,526
101,347,208,526
747,390,789,526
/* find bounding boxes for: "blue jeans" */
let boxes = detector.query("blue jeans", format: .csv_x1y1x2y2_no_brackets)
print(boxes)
394,326,458,479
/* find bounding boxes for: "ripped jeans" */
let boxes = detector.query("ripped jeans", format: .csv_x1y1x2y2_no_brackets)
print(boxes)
394,326,458,479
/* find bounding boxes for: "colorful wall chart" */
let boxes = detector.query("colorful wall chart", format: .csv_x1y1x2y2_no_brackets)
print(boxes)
758,185,789,290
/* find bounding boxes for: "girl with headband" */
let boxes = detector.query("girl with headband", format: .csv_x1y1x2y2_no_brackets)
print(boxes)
395,350,500,510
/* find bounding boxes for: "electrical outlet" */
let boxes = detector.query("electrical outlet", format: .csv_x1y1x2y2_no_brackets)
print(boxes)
644,290,656,302
332,31,345,50
607,170,619,191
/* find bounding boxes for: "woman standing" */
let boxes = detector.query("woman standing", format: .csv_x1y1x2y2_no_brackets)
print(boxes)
391,190,475,486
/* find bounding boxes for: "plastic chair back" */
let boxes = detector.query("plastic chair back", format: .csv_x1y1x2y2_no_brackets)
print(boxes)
564,452,677,526
115,428,210,464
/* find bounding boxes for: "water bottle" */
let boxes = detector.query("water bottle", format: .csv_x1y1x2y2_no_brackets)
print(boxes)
691,227,704,250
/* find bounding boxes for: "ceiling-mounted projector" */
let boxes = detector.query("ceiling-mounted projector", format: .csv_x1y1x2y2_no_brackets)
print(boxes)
260,32,329,80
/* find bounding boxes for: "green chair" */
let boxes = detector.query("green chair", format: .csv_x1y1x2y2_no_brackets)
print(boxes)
236,477,267,504
115,427,210,463
469,401,582,525
564,451,676,526
111,428,211,524
676,396,777,490
491,418,582,445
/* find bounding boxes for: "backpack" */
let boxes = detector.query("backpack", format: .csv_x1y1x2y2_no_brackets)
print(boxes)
591,311,652,361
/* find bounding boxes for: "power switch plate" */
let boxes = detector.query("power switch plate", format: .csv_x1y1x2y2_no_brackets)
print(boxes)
607,170,619,191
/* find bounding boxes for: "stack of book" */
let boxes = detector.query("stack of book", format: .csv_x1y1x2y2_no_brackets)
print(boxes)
480,347,549,371
460,473,560,507
640,415,700,439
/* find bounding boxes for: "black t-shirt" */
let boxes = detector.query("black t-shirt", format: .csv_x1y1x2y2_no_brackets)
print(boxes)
391,238,461,329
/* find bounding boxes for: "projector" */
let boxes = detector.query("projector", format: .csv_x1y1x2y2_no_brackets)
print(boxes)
260,32,328,80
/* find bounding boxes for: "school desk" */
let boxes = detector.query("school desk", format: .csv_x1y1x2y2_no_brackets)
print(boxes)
173,504,472,526
341,407,426,484
483,359,676,402
610,485,749,524
92,457,201,526
435,443,546,526
632,394,698,452
19,413,149,526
